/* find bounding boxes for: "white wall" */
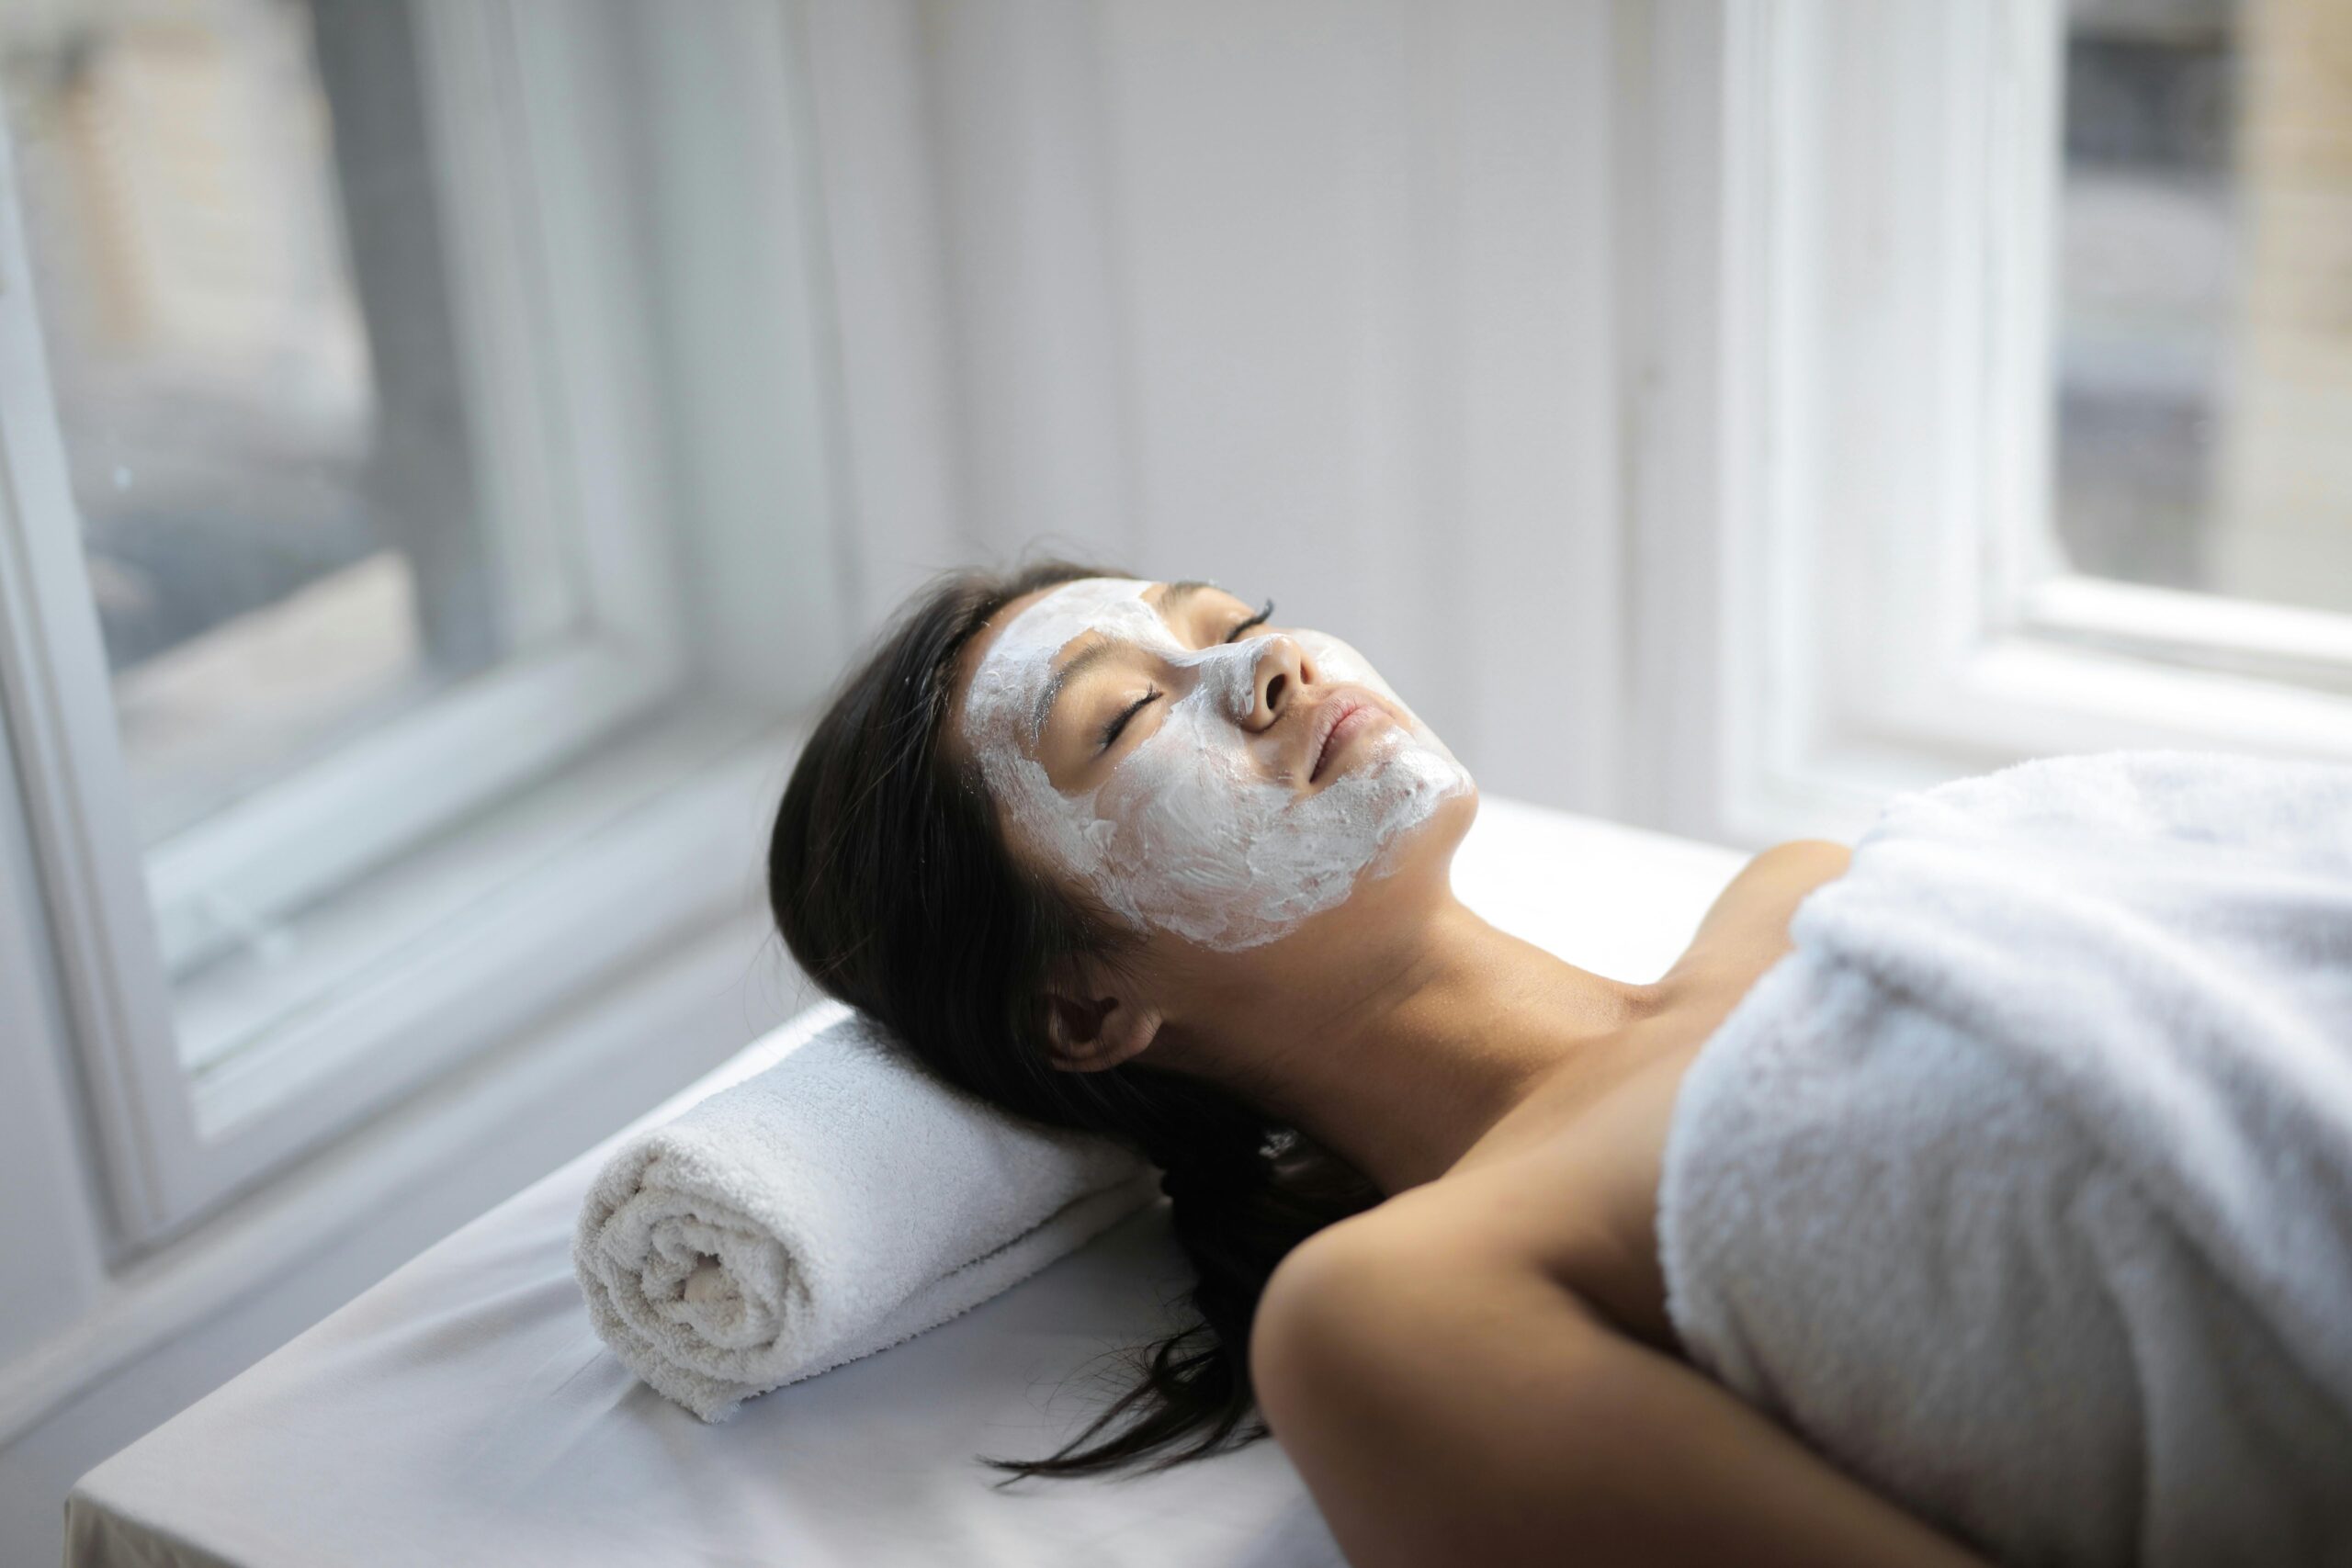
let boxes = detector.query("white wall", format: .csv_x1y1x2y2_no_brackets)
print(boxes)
2,3,1675,1561
813,0,1643,815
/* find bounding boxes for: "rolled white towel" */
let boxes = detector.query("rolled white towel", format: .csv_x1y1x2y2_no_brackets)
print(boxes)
572,1001,1163,1422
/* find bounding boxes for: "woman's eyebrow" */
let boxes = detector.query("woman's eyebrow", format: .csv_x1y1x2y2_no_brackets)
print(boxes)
1027,583,1227,745
1030,639,1120,745
1157,579,1220,615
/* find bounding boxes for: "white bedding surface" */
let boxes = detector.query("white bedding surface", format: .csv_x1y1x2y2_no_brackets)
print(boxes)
63,796,1748,1568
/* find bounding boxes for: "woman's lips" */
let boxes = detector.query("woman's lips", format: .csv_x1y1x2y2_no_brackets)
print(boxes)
1307,694,1392,784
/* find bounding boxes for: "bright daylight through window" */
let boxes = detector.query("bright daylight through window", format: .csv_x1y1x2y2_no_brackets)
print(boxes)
2,0,595,1010
0,0,701,1103
6,0,556,851
2048,0,2351,619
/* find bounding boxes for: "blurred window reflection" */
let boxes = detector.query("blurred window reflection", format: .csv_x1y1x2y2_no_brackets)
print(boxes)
2052,0,2352,615
2,0,581,848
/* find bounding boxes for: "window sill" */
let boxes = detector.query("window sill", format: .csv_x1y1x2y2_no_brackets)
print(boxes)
128,703,804,1241
1724,626,2352,852
0,895,805,1448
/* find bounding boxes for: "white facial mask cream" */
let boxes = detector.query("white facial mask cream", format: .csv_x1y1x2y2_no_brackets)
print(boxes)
959,577,1473,951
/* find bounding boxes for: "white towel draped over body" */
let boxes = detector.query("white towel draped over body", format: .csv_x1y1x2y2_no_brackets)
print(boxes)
573,1003,1161,1422
1658,750,2352,1568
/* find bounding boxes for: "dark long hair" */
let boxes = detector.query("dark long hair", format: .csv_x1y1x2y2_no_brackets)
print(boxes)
766,558,1382,1484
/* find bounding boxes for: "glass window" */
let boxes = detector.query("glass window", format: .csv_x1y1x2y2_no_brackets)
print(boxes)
1,0,584,852
0,0,765,1243
2051,0,2352,616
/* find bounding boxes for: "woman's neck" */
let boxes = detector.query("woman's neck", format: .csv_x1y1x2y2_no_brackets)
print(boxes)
1188,897,1666,1198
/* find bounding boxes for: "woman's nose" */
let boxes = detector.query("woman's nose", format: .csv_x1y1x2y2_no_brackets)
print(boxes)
1243,634,1311,730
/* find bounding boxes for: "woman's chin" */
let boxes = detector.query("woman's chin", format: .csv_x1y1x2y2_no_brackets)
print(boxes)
1139,779,1477,961
1415,783,1480,868
1402,766,1478,840
1285,784,1478,949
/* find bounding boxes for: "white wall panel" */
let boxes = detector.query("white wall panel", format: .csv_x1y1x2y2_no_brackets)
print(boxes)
850,0,1629,809
798,0,976,623
922,0,1141,569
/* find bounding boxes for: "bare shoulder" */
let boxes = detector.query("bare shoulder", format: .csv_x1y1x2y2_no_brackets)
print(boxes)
1250,1198,1599,1404
1675,837,1851,973
1254,837,1859,1384
1728,837,1852,895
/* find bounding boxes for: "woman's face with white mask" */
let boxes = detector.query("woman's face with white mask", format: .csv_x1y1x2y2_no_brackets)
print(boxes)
950,576,1476,955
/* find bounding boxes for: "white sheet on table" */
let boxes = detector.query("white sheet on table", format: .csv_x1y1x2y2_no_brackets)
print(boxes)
63,796,1748,1568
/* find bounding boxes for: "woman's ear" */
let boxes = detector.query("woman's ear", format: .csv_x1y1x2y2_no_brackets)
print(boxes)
1041,964,1165,1072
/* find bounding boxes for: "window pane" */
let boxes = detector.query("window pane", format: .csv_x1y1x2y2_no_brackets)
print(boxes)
2051,0,2352,615
2,0,583,847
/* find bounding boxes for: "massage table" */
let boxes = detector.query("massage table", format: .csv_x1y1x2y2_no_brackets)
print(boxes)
63,795,1751,1568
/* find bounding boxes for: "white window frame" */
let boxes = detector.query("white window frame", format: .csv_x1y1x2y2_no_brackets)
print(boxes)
141,0,690,995
1687,0,2352,851
0,0,834,1250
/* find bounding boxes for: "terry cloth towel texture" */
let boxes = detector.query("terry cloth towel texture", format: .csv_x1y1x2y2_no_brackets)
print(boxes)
574,1003,1161,1422
1658,749,2352,1568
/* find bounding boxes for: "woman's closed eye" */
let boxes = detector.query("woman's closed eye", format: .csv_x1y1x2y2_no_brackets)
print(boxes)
1225,599,1274,643
1099,687,1160,752
1095,598,1272,754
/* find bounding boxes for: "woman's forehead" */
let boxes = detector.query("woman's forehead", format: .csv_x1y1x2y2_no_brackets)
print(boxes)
994,578,1165,662
951,577,1149,743
962,578,1153,692
976,575,1259,671
956,575,1257,739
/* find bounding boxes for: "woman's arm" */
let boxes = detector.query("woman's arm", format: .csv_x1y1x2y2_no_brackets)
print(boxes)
1250,1227,1996,1568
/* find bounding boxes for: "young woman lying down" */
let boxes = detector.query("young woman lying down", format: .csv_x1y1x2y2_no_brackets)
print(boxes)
764,560,2352,1568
